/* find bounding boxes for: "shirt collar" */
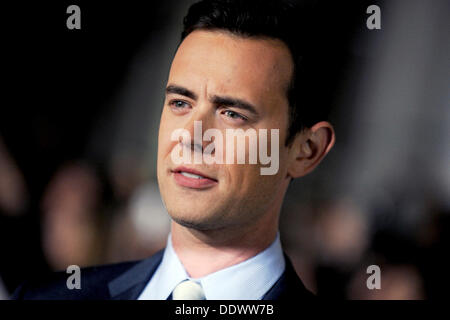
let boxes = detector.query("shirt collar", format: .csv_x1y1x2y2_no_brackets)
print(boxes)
138,232,285,300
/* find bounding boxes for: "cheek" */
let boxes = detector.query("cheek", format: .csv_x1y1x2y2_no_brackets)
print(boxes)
222,163,265,195
276,149,289,174
221,165,284,216
237,149,289,191
158,111,177,158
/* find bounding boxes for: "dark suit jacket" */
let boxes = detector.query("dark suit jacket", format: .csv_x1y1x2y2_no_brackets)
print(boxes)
12,250,315,300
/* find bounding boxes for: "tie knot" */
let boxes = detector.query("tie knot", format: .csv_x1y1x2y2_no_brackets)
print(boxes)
172,280,206,300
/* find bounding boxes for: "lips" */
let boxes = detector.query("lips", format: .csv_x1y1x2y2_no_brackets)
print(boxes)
171,166,218,189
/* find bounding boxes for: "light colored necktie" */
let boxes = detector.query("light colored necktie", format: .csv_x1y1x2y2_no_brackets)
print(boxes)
172,280,206,300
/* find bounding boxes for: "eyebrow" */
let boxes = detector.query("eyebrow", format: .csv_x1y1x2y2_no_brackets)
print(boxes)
165,84,198,100
165,84,260,117
211,96,259,117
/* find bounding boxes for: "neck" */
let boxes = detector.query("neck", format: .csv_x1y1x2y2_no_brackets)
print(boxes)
171,212,279,278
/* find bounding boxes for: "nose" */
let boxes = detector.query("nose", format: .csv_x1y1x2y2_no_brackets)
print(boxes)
181,102,216,155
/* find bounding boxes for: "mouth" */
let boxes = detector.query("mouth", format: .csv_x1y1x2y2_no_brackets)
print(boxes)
171,166,218,189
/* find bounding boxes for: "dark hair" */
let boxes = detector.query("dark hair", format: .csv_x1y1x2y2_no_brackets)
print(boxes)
181,0,334,145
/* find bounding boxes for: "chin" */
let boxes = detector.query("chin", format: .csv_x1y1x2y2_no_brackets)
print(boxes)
168,204,228,231
171,216,215,231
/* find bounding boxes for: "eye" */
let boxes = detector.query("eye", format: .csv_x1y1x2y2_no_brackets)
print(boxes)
222,110,247,121
169,100,190,109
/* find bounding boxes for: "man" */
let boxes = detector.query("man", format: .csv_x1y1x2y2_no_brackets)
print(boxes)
13,0,335,300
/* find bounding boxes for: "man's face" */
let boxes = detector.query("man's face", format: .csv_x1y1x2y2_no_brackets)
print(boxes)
157,30,294,231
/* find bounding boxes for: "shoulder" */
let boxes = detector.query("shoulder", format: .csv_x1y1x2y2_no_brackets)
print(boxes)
11,260,141,300
11,249,166,300
263,253,316,300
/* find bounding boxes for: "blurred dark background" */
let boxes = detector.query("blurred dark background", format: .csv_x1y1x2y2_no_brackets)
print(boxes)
1,0,449,299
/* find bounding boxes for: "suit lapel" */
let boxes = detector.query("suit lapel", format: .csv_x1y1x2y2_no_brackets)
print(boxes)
108,250,164,300
262,253,315,300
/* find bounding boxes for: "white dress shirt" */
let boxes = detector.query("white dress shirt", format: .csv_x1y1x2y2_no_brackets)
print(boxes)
138,232,285,300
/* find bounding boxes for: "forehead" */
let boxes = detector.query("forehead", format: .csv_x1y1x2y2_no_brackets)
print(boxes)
168,30,293,111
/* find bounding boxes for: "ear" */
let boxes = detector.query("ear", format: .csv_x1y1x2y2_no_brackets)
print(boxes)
287,121,335,179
